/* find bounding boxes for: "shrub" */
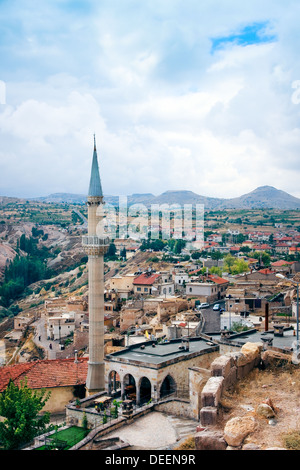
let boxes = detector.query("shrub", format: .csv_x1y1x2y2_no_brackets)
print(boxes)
282,430,300,450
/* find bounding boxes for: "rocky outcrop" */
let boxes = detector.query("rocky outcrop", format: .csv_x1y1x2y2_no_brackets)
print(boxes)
195,429,227,450
223,416,256,447
256,403,275,419
261,350,292,368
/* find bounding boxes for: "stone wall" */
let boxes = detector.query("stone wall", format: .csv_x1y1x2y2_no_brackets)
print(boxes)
120,308,144,331
154,398,191,419
199,342,263,427
157,299,189,323
189,367,211,421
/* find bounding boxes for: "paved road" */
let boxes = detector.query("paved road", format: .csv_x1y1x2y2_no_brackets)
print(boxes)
32,314,61,359
200,300,225,334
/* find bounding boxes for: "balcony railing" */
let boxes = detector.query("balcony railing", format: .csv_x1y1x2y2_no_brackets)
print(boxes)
82,236,110,247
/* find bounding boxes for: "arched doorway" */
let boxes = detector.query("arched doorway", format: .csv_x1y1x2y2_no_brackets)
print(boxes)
160,374,176,399
123,373,136,402
139,377,152,405
108,370,120,396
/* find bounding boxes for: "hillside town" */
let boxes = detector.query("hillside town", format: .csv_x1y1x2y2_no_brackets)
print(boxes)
1,180,300,450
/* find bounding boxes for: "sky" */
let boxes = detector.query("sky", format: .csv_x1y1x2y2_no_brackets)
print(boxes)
0,0,300,200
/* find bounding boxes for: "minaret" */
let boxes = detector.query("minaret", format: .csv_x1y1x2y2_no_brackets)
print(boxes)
83,135,109,395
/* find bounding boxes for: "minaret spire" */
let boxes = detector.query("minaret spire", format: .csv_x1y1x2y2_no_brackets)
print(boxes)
88,134,103,198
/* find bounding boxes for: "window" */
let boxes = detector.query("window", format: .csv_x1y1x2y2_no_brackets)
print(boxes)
144,287,148,292
137,287,141,292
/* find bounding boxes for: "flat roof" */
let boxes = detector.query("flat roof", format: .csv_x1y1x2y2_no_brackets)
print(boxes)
106,337,218,368
209,327,296,352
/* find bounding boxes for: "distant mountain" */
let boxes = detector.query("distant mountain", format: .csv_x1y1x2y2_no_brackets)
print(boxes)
30,185,300,210
33,193,86,204
221,186,300,210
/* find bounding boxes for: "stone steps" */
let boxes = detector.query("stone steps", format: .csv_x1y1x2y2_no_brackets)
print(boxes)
156,415,197,449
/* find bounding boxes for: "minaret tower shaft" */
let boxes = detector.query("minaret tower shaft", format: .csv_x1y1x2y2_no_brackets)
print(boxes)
83,136,109,395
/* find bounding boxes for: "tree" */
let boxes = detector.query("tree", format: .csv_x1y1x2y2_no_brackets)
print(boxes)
223,254,236,272
105,243,117,260
230,259,249,275
0,379,51,450
209,266,223,277
191,251,201,260
223,254,248,275
174,239,186,254
210,251,223,264
249,251,271,266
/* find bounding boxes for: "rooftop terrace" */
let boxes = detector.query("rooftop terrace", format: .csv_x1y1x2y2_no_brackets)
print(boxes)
105,337,219,369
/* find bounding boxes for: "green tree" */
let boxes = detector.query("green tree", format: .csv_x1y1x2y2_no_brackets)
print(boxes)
210,251,223,264
174,239,186,254
249,251,271,266
105,243,117,260
0,379,51,450
230,259,249,275
224,254,249,275
209,266,223,277
191,251,201,260
223,254,236,272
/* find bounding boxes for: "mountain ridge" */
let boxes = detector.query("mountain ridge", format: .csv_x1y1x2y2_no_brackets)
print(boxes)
2,185,300,210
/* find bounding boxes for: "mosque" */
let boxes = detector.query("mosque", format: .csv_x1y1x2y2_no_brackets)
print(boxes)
83,137,220,408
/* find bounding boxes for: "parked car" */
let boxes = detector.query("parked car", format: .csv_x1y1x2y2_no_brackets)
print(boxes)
199,302,210,309
213,304,221,311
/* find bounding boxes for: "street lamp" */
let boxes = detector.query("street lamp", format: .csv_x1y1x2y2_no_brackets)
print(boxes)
275,273,299,345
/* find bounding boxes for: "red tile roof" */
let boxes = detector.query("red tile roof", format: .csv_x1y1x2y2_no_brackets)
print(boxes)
188,269,203,275
207,274,229,285
0,358,88,392
271,260,294,267
133,273,160,285
258,268,275,275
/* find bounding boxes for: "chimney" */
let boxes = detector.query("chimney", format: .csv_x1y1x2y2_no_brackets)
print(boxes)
265,303,269,332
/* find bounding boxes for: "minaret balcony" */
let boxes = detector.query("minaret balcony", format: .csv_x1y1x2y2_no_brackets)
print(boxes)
82,235,110,256
82,235,110,247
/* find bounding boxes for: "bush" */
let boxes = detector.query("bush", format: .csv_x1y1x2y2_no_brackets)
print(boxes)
174,436,195,450
282,430,300,450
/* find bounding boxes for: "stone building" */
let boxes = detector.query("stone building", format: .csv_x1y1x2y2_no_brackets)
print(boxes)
105,337,219,407
186,276,229,303
0,358,88,414
109,273,135,300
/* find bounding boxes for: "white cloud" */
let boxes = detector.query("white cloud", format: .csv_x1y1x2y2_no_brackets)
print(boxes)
0,0,300,200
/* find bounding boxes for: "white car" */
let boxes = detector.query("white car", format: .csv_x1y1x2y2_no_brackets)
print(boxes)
213,304,221,311
199,302,210,309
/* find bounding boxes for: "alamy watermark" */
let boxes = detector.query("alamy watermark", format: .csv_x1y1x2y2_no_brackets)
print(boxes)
95,197,205,247
0,80,6,105
291,80,300,105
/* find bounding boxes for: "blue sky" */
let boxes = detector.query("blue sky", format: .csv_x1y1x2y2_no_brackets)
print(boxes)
211,21,277,52
0,0,300,199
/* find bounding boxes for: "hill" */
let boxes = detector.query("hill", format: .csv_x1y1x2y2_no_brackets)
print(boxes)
31,186,300,210
222,186,300,210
